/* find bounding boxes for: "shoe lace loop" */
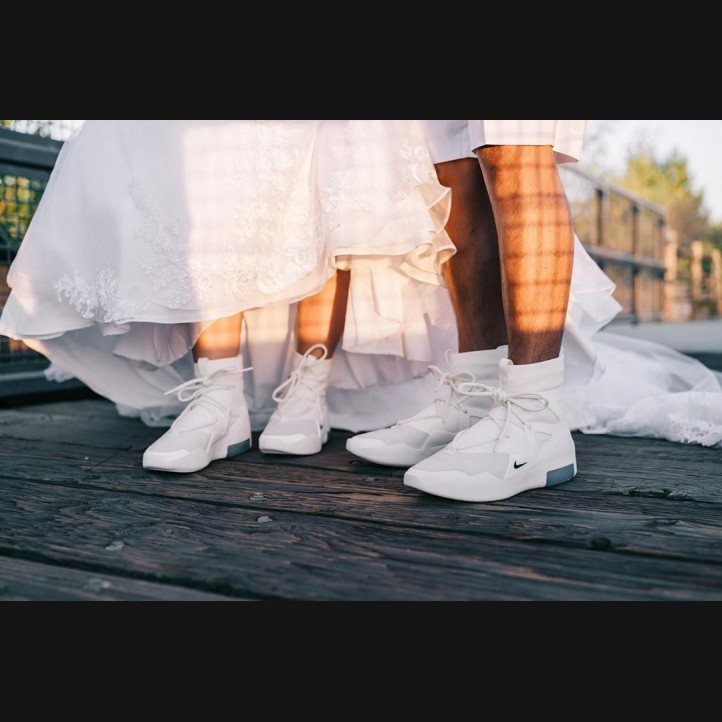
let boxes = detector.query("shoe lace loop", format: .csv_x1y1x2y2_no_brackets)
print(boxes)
272,344,329,409
396,365,475,425
459,381,549,452
166,365,253,404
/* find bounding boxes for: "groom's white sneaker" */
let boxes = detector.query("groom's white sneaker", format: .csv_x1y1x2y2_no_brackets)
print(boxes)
404,356,577,502
143,356,252,473
346,348,506,467
259,345,332,456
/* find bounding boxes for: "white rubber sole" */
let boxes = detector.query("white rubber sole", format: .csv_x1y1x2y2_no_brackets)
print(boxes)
259,429,329,457
143,415,253,474
345,438,446,468
404,433,577,503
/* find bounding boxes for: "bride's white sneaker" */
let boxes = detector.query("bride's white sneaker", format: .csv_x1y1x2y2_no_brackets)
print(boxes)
259,345,332,456
346,348,507,468
404,356,577,502
143,356,252,474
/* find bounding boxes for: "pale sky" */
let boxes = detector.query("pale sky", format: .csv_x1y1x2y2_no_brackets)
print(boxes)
586,120,722,222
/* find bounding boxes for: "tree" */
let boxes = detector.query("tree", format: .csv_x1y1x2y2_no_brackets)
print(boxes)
0,121,44,244
617,145,709,248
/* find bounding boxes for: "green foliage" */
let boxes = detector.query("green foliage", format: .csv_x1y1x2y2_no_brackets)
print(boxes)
0,175,42,246
617,145,712,249
0,121,52,245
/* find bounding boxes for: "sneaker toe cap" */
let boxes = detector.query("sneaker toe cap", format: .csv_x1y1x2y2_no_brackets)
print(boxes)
347,436,386,451
262,418,320,440
143,448,190,464
146,430,209,455
350,426,429,449
411,450,510,478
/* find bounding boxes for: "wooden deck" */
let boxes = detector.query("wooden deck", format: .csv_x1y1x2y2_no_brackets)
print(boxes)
1,398,721,601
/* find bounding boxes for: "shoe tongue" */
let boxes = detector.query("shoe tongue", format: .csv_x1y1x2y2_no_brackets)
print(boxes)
498,358,513,391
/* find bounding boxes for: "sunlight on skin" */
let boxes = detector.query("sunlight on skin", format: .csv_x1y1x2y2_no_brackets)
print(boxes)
193,314,243,361
193,271,351,362
435,158,508,354
478,145,574,365
297,271,350,359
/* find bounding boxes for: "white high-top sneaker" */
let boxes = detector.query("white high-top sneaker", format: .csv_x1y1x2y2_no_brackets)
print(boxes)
404,356,577,502
259,344,332,456
143,356,252,474
346,347,507,468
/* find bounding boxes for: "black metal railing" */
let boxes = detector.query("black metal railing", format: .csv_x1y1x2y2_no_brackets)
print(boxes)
0,127,68,396
561,165,668,323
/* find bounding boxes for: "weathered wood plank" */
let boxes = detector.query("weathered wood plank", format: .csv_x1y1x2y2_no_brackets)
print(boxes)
0,427,716,520
0,406,152,452
0,399,116,419
4,401,720,506
3,424,721,508
0,556,237,601
1,476,720,600
2,447,721,566
2,399,721,601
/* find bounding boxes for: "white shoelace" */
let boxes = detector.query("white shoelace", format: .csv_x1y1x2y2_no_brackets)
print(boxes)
272,344,329,415
459,381,549,452
165,365,253,443
396,366,476,426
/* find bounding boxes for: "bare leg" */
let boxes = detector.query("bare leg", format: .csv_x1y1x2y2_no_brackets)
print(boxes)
259,272,350,456
191,271,350,363
435,159,508,353
297,271,351,359
477,146,574,366
193,314,243,362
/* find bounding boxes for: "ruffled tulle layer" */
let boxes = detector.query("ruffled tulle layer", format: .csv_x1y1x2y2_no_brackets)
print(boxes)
1,119,460,429
2,119,721,443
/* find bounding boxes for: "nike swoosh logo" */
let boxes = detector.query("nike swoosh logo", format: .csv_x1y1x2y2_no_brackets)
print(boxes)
514,461,528,469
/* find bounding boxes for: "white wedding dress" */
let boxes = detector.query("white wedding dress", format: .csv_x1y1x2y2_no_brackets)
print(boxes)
1,120,457,429
1,119,720,447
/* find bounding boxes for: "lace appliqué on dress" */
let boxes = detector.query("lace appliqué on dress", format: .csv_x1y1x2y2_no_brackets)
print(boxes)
130,178,198,309
228,121,323,296
56,121,446,324
322,121,438,218
55,265,145,325
130,122,324,308
607,392,722,449
396,141,439,197
665,413,722,448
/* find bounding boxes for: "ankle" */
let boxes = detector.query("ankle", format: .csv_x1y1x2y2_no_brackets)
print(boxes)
508,340,563,366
